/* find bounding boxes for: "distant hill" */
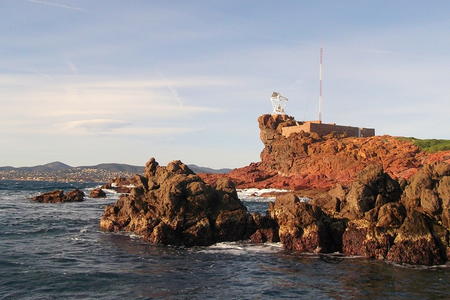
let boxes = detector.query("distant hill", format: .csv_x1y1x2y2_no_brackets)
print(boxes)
187,164,231,174
19,161,73,172
0,162,231,174
0,166,15,171
78,163,145,173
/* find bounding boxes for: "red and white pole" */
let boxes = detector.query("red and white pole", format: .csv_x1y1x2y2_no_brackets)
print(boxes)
319,48,323,122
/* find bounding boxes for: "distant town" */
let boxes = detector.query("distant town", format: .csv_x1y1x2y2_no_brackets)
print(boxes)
0,162,230,183
0,168,133,183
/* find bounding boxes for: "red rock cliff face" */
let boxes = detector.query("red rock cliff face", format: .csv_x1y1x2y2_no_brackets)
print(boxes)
256,114,450,188
201,114,450,190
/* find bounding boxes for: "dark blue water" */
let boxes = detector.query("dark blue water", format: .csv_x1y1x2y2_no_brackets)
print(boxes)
0,180,449,299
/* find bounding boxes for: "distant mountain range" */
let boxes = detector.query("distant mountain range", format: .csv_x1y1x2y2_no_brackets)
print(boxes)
0,161,231,174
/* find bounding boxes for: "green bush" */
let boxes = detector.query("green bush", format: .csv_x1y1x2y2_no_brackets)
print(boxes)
398,137,450,153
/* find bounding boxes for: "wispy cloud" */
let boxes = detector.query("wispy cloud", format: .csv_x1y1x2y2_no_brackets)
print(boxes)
58,118,199,136
27,0,84,12
0,74,225,138
62,119,130,133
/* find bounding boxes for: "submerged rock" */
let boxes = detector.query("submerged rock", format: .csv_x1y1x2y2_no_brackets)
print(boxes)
32,189,85,203
100,158,256,247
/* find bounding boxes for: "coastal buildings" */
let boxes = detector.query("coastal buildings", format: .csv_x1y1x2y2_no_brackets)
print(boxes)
281,120,375,138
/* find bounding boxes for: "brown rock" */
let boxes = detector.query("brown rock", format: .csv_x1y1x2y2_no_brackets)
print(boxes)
342,220,393,260
402,162,450,227
386,211,446,265
268,193,341,253
32,189,85,203
249,213,279,243
100,158,256,247
89,188,106,198
376,202,406,228
65,189,85,202
339,165,402,219
32,190,65,203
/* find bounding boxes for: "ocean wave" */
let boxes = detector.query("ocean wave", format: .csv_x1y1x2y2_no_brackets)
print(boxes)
198,241,283,255
237,188,309,203
386,260,450,270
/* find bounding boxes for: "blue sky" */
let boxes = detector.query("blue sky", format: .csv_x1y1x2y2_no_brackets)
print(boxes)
1,0,449,168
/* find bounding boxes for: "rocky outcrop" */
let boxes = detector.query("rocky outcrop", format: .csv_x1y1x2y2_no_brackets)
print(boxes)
249,213,279,243
32,189,85,203
102,177,134,193
89,188,106,198
268,163,449,265
340,163,448,265
200,114,450,190
338,164,402,219
100,158,258,247
401,162,450,228
268,194,345,253
386,211,446,265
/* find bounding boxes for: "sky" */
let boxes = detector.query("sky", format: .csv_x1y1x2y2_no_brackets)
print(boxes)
1,0,450,168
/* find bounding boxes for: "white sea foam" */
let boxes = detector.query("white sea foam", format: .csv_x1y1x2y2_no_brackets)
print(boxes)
199,241,283,255
237,188,289,197
128,233,140,239
237,188,310,203
102,188,118,194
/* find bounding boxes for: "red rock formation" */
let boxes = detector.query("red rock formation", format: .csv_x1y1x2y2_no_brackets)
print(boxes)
200,114,450,190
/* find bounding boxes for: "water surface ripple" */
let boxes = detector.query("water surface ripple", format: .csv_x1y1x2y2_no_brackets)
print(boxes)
0,180,448,299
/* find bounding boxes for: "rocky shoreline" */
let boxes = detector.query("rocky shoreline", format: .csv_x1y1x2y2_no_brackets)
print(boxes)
91,158,448,266
30,114,450,266
276,162,449,265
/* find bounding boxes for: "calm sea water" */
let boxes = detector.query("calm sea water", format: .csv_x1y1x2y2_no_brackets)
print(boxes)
0,180,448,300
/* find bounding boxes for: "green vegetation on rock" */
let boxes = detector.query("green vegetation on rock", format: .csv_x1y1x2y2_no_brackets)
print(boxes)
399,137,450,153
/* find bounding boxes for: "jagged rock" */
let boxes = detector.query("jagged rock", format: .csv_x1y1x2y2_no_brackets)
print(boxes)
200,114,450,190
66,189,85,202
386,211,446,265
402,162,450,228
288,164,450,265
100,158,256,247
249,213,279,243
89,188,106,198
32,189,85,203
101,176,136,194
268,193,343,253
339,164,402,219
342,220,393,260
375,202,406,228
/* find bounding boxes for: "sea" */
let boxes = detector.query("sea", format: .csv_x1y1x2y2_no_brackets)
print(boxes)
0,180,448,300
